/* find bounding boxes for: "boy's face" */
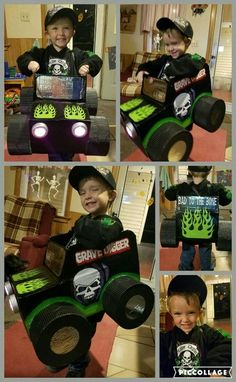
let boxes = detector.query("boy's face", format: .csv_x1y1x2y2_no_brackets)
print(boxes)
46,17,75,52
78,177,116,217
190,172,207,185
169,295,202,334
163,31,189,59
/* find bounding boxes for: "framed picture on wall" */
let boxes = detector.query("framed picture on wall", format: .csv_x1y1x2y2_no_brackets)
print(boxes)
120,5,137,33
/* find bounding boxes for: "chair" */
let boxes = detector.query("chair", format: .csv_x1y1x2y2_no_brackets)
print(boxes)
120,51,162,102
4,195,56,269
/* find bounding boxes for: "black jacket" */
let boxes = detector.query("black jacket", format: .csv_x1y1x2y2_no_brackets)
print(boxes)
165,179,232,206
17,45,102,77
137,53,206,80
160,325,232,377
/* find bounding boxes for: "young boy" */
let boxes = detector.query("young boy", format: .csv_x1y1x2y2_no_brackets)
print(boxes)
17,6,103,161
164,166,232,270
136,16,205,83
48,165,123,377
160,275,232,377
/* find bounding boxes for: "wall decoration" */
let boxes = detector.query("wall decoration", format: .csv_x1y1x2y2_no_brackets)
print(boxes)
120,5,137,33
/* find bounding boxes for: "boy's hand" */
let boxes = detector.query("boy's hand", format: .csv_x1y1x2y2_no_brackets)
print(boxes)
135,70,149,83
28,61,40,73
79,64,90,76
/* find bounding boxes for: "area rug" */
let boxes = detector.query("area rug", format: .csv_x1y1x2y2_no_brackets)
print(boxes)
5,314,118,377
4,143,87,162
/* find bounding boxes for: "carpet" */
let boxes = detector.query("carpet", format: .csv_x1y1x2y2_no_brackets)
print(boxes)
5,314,118,377
4,144,87,162
124,125,227,162
160,244,201,271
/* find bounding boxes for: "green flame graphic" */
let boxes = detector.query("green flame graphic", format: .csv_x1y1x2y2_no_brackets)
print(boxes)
129,104,157,122
182,208,214,239
16,277,50,294
34,104,56,118
64,105,86,119
120,98,143,112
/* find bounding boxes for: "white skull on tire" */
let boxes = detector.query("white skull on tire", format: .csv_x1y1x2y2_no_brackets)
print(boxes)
174,93,192,119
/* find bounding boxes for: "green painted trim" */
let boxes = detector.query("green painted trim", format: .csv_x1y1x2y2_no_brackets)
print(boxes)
142,91,212,149
24,272,140,331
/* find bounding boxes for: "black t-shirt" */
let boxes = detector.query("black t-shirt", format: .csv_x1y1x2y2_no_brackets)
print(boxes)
160,325,232,377
17,45,102,77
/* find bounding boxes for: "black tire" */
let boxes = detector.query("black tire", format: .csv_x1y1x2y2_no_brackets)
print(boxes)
7,114,32,155
29,303,92,367
192,96,225,132
146,122,193,161
86,116,110,155
216,220,231,251
103,276,154,329
20,87,34,114
160,218,178,247
86,88,98,115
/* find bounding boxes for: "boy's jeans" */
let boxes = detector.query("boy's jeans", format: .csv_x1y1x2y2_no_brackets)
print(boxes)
179,242,214,270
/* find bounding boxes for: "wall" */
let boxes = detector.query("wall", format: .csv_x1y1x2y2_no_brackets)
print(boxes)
120,5,143,54
4,167,15,196
120,4,211,58
184,5,211,58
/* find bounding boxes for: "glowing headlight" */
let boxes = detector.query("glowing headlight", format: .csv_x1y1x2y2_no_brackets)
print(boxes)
125,122,137,139
31,122,48,138
71,122,88,138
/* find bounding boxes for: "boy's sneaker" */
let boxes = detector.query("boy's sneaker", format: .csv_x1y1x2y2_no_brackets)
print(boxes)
66,369,86,377
46,365,67,373
66,353,90,378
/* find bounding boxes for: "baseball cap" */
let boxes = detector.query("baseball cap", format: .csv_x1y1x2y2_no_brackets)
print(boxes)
168,275,207,306
156,16,193,39
188,166,212,173
45,6,77,29
69,166,116,191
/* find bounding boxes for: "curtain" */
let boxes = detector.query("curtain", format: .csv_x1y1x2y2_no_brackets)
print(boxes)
141,4,187,33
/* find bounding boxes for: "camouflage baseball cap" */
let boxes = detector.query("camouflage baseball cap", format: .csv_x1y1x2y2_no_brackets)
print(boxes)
45,6,77,29
156,16,193,39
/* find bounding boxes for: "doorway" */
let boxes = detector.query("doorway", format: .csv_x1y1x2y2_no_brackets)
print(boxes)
213,282,231,319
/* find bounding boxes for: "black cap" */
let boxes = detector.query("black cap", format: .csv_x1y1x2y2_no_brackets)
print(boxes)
168,275,207,306
188,166,212,173
156,16,193,39
69,166,116,191
45,7,77,29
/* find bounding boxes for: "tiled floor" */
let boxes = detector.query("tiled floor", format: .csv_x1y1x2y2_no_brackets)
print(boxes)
107,325,155,378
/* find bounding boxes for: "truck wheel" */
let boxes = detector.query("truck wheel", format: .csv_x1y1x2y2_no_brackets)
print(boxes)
86,88,98,115
146,123,193,161
29,303,92,367
103,276,154,329
20,87,34,114
86,116,110,155
160,218,178,247
216,221,231,251
7,115,32,155
193,96,225,132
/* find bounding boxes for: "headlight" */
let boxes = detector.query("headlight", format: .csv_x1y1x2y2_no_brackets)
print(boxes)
4,281,13,296
31,122,48,138
9,294,19,313
125,122,137,139
71,122,88,137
